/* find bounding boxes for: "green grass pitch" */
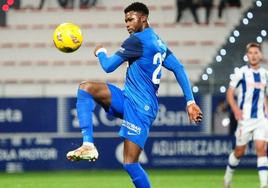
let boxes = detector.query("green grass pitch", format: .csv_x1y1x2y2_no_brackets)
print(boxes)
0,169,259,188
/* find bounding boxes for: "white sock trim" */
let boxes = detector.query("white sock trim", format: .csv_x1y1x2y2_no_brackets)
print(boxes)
83,142,94,147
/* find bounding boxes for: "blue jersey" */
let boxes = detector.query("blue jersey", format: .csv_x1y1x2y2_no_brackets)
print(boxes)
96,27,194,148
115,28,167,118
97,27,194,119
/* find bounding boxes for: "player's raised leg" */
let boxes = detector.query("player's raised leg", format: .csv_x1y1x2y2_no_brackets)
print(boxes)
67,81,111,161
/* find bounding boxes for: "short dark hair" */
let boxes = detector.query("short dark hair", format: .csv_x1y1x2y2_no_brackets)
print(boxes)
246,42,262,52
124,2,149,15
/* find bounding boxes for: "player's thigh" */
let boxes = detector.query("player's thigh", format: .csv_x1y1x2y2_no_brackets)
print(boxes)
235,120,255,146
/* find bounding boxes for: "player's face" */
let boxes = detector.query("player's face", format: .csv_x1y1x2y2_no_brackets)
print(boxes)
125,11,144,34
247,47,262,67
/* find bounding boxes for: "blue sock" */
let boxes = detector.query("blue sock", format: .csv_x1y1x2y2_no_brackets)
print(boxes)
123,163,151,188
76,89,95,143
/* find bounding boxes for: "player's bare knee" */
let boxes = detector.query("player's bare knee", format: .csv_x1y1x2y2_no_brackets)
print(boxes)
79,81,96,94
234,149,245,158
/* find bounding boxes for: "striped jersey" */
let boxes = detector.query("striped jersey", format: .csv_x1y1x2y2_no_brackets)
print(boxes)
229,65,268,119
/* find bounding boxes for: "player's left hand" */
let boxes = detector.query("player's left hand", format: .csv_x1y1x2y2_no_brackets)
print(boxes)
187,103,203,124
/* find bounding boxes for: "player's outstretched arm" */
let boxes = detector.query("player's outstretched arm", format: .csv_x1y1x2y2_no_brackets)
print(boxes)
163,53,202,123
94,45,124,73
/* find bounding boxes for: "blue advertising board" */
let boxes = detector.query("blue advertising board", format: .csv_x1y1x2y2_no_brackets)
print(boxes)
0,96,207,134
0,96,244,172
0,136,256,172
0,98,57,132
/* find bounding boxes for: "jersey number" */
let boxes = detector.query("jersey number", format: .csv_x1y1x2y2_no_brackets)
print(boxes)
152,52,165,84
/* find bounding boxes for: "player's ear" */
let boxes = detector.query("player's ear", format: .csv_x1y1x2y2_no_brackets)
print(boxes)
141,15,148,23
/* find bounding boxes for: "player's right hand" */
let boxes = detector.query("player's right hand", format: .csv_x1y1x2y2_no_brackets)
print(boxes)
233,107,243,121
94,44,104,56
187,103,203,124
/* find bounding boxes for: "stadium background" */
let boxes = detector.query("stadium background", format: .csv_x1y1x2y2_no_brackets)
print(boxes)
0,0,267,187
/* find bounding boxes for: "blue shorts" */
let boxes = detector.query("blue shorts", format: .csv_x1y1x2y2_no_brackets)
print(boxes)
107,84,155,149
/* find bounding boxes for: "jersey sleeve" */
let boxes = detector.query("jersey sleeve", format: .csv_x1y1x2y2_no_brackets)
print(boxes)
229,68,243,88
97,52,124,73
115,35,143,61
163,50,194,102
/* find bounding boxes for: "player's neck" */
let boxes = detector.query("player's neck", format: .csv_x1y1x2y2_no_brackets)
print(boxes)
249,63,260,70
142,22,150,30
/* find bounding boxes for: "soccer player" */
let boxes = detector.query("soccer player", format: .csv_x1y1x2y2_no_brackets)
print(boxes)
67,2,203,188
223,42,268,188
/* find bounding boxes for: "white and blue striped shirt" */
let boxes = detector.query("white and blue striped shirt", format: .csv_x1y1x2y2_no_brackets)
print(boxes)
230,65,268,119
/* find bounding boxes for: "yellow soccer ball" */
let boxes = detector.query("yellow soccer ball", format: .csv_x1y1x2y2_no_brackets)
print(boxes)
53,23,83,53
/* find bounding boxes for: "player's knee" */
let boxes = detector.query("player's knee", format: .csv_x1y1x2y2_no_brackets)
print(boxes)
79,81,96,94
234,149,245,158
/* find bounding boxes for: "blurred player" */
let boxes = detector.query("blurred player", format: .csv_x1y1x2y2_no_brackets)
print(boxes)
66,2,203,188
223,42,268,188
